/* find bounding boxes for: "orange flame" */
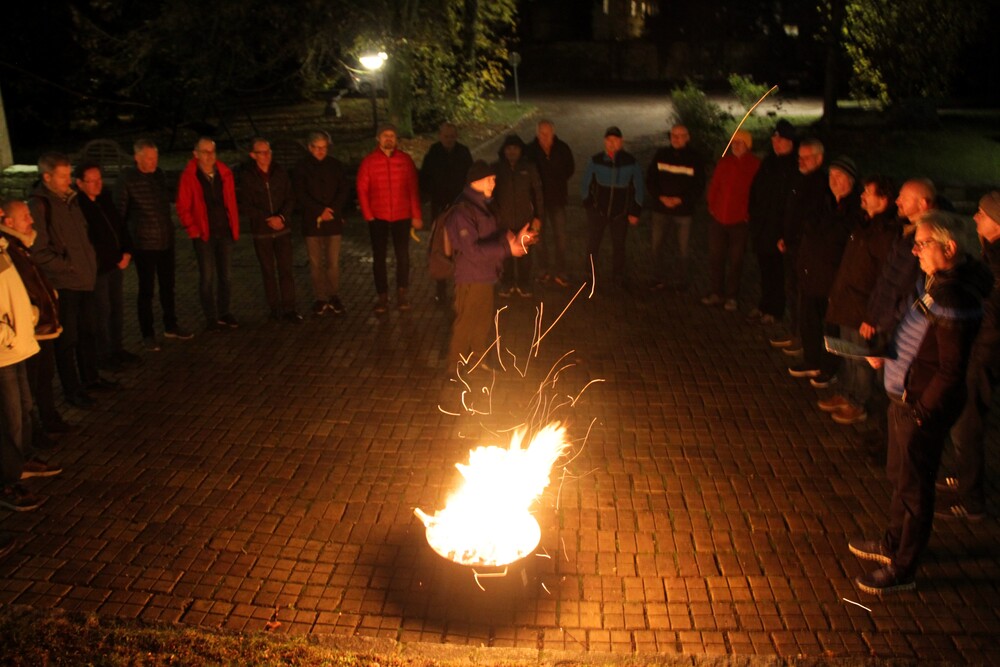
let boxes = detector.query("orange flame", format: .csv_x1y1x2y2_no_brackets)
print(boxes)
414,422,570,567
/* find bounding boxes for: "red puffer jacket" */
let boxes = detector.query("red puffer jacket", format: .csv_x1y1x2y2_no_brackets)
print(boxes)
707,151,761,225
176,159,240,241
356,148,421,222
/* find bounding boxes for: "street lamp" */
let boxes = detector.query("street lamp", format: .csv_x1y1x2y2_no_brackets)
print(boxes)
360,51,388,134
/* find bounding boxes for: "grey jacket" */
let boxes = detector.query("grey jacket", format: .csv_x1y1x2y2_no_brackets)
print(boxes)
28,185,98,291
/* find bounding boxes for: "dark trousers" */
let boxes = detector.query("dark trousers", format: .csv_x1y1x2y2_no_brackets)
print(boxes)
783,251,800,336
253,233,296,314
55,288,99,396
502,253,533,290
94,269,125,361
0,361,32,485
757,250,785,318
799,293,838,375
368,219,410,294
948,359,995,511
538,205,568,275
586,210,628,282
133,247,178,338
26,340,57,427
885,400,949,577
448,282,495,370
707,221,748,299
193,237,234,322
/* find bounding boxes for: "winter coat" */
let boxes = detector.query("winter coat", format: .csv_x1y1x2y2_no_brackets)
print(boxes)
356,148,421,222
524,136,575,208
236,161,296,238
419,141,473,217
796,190,859,298
28,185,98,291
707,152,761,225
825,208,899,328
446,186,511,285
292,154,351,236
645,145,704,216
865,223,920,334
581,150,644,219
0,237,41,368
0,227,61,340
78,190,133,275
176,159,240,242
967,237,1000,375
748,151,798,253
492,153,544,231
782,169,829,254
114,167,174,251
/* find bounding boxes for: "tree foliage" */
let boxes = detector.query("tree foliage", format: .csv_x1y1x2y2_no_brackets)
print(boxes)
842,0,982,108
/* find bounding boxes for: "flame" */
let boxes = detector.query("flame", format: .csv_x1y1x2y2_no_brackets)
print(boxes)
414,422,570,567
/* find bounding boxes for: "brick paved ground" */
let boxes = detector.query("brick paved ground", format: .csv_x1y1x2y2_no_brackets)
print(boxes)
1,95,999,662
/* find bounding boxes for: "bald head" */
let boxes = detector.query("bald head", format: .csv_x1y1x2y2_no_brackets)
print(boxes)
896,179,936,222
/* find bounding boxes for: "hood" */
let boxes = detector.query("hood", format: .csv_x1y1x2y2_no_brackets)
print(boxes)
497,134,526,160
0,225,36,248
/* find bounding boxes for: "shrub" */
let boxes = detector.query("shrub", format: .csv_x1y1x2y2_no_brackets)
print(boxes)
728,73,770,112
669,80,730,157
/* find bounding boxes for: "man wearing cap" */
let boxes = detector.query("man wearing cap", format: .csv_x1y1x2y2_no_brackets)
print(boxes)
445,161,534,375
357,123,423,313
938,191,1000,522
493,134,543,298
748,119,798,324
581,126,644,289
703,130,760,311
788,155,860,384
646,124,704,290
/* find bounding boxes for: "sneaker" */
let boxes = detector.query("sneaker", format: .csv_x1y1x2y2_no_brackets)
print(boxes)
142,336,161,352
312,300,328,316
0,485,45,512
20,458,62,480
769,335,794,348
282,311,303,324
817,395,849,412
809,373,838,389
516,286,533,298
328,296,346,315
781,345,803,357
498,286,514,298
848,538,893,565
164,326,194,340
760,314,777,325
832,404,868,425
788,364,820,379
935,477,959,492
855,565,915,596
723,298,738,312
935,503,985,522
218,314,239,329
373,295,389,314
746,308,763,322
700,294,722,306
553,275,570,287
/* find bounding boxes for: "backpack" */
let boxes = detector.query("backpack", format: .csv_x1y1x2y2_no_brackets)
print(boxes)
427,203,457,281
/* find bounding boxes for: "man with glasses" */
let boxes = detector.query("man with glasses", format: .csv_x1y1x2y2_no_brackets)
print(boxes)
176,137,240,332
849,211,989,595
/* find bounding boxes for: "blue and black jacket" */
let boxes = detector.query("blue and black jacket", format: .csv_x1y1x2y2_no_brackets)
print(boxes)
580,150,644,219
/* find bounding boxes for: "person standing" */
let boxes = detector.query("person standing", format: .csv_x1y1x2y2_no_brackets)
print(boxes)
493,134,543,298
75,164,140,371
292,131,351,317
646,124,704,290
525,119,575,287
420,122,473,304
581,126,644,290
747,120,798,324
445,161,534,374
356,124,423,313
115,139,193,351
237,138,300,323
176,137,240,331
702,130,760,311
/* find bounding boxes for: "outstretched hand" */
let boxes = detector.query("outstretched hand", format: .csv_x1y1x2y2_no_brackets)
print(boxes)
508,223,538,257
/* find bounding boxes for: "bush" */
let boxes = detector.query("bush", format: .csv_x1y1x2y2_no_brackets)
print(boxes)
728,73,770,112
669,80,730,157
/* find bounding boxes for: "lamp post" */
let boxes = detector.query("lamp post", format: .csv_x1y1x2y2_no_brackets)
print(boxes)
360,51,388,135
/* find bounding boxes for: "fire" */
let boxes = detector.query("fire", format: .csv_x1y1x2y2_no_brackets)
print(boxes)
414,422,570,567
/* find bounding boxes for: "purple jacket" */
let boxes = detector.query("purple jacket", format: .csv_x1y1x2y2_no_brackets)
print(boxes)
445,187,511,284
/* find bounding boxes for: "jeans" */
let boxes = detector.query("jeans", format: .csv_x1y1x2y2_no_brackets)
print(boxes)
55,288,99,396
255,232,297,313
368,219,411,295
537,205,568,276
0,361,33,485
650,211,692,283
586,210,629,283
26,340,57,427
192,236,234,322
94,269,125,361
840,325,876,409
304,235,341,301
707,221,748,300
133,247,178,337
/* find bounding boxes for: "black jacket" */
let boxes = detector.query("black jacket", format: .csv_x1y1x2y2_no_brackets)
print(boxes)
748,151,798,254
524,136,575,208
419,141,473,217
114,167,174,251
645,145,704,216
492,154,544,231
825,207,899,328
236,161,296,238
292,155,350,237
782,169,829,254
78,190,133,275
968,237,1000,374
796,190,859,298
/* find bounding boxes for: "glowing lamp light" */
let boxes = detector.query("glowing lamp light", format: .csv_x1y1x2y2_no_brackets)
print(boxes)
360,52,388,72
414,422,570,568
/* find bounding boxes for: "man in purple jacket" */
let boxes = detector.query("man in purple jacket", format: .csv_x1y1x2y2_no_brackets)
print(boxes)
445,161,534,376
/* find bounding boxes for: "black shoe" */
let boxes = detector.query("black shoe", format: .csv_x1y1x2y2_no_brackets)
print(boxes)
327,296,346,315
164,326,194,340
855,565,915,595
311,300,328,316
935,502,985,522
218,313,239,329
283,311,303,324
87,377,121,392
809,373,838,389
0,485,45,512
20,458,63,480
65,391,96,409
788,364,821,379
44,419,76,436
848,538,893,565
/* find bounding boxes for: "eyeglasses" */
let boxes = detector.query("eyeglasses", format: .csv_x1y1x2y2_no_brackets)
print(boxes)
913,239,943,251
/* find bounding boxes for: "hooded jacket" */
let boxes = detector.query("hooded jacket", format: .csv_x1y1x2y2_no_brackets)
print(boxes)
492,135,544,231
446,186,511,285
825,207,899,328
0,226,61,340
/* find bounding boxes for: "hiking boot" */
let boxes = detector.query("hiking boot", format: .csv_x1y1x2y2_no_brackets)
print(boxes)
817,395,849,412
700,294,722,306
164,326,194,340
20,458,62,480
935,502,985,522
328,296,346,315
397,289,411,311
809,373,838,389
373,294,389,314
832,404,868,425
848,538,893,565
0,485,45,512
788,364,820,379
855,565,915,596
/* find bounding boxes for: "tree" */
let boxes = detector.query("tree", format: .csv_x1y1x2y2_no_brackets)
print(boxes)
842,0,983,120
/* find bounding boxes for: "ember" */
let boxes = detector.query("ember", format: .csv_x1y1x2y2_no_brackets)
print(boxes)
414,422,570,567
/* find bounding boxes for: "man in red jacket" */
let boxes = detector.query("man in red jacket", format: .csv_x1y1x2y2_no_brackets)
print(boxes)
176,137,240,331
356,124,423,313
